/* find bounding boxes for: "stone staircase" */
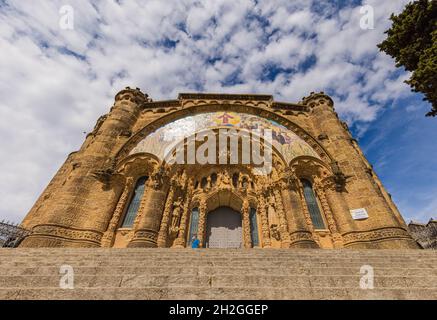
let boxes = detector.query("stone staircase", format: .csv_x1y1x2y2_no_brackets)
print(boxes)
0,248,436,300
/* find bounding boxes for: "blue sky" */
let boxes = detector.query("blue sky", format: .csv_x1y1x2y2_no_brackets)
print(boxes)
0,0,435,224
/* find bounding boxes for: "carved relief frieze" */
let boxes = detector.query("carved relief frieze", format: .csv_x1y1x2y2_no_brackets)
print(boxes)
342,227,411,245
31,224,102,244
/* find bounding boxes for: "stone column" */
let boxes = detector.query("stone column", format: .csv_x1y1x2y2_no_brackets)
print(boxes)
156,184,176,248
257,194,271,248
197,196,208,248
128,174,169,248
173,183,194,248
100,178,134,247
273,189,291,248
242,199,252,248
314,184,343,248
281,186,318,248
297,183,320,245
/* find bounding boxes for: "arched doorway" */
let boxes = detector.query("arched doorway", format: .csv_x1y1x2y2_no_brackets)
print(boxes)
206,206,242,248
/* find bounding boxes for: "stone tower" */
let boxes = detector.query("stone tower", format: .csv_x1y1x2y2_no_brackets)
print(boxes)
19,88,418,249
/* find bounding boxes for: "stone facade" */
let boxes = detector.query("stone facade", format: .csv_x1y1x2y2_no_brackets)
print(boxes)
408,219,437,249
19,88,418,249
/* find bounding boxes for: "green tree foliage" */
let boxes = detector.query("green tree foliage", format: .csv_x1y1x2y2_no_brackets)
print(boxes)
378,0,437,116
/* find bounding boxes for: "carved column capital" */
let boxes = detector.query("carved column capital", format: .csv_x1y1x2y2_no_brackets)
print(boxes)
149,164,170,191
330,161,351,192
279,167,299,190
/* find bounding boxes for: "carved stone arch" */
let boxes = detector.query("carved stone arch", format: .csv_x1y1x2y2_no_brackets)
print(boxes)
290,155,344,248
205,189,244,213
246,195,259,210
113,103,334,164
115,152,160,181
189,199,200,211
289,156,332,183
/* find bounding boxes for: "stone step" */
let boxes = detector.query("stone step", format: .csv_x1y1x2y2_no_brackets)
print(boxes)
2,249,435,256
1,266,435,277
2,249,436,258
0,254,437,262
1,260,435,270
1,287,436,300
0,249,435,300
1,274,435,289
1,254,435,262
1,261,435,271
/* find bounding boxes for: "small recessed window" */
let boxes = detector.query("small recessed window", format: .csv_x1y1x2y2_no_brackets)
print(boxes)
201,177,208,189
232,173,239,188
301,179,325,229
121,176,148,228
211,173,217,187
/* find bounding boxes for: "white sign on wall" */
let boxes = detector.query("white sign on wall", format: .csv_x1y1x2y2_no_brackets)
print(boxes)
350,208,369,220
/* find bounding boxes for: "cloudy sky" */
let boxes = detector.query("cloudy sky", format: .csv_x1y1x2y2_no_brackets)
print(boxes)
0,0,435,224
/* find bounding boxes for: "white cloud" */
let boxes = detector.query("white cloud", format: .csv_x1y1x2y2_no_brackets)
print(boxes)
0,0,424,223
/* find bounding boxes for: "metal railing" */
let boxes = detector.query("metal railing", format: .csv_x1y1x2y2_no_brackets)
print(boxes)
0,221,31,248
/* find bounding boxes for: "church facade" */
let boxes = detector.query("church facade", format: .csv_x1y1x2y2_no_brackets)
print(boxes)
19,88,418,249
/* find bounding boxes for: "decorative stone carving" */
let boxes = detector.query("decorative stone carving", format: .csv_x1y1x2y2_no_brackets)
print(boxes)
266,195,278,225
173,182,194,248
331,161,351,192
219,170,232,189
120,129,132,137
279,167,299,190
91,167,115,189
156,185,176,247
242,199,251,248
318,133,328,140
270,224,281,241
31,224,102,246
257,194,271,248
289,231,316,243
150,165,168,190
342,227,412,246
197,197,208,248
273,189,291,247
169,197,183,237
